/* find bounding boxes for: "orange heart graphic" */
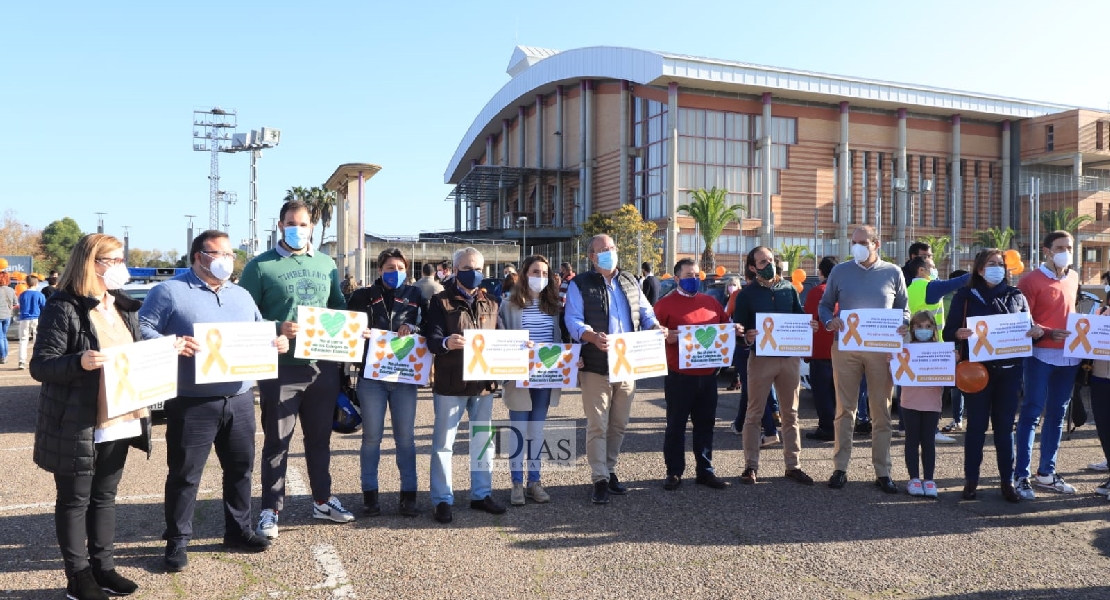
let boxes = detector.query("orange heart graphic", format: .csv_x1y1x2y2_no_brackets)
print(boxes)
306,330,315,338
529,350,535,360
563,353,572,363
719,334,728,343
684,333,692,341
720,348,729,356
348,322,360,332
372,371,379,378
372,363,381,369
376,339,387,348
343,331,351,339
685,344,694,352
562,367,571,375
562,378,570,384
413,373,422,381
303,350,311,357
307,316,316,325
408,354,417,363
348,340,358,348
414,364,423,372
387,354,394,360
522,381,530,387
348,351,356,358
375,351,385,360
415,347,427,358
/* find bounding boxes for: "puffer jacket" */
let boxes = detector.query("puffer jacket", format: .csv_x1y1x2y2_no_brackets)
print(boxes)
347,279,427,376
942,281,1029,367
31,289,152,476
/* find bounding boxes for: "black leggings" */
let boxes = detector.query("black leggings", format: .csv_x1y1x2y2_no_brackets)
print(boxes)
53,440,129,576
903,408,941,480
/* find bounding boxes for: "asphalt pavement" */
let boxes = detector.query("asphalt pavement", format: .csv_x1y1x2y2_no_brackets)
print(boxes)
1,363,1108,600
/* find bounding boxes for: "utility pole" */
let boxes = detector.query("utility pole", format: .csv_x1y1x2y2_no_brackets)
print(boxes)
95,212,106,234
122,226,131,264
184,215,196,259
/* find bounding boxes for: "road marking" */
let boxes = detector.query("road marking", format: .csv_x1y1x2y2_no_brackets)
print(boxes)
286,465,309,497
2,446,33,452
0,490,211,512
311,543,356,599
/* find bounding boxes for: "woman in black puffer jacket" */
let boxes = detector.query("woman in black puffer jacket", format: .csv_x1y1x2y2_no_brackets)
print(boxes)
30,234,154,600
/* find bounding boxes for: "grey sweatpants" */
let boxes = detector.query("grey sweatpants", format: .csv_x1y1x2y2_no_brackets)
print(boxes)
258,362,340,511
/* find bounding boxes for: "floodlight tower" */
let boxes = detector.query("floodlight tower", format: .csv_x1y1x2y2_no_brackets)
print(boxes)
192,108,237,230
226,128,281,255
95,212,106,234
217,190,238,233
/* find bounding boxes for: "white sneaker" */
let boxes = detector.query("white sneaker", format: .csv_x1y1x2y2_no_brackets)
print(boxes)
935,432,957,444
1033,473,1076,494
1015,477,1036,500
510,483,526,506
923,480,938,498
729,422,741,436
1087,459,1109,472
256,509,279,539
760,433,781,448
527,482,551,504
1095,476,1110,496
313,496,355,523
906,479,924,496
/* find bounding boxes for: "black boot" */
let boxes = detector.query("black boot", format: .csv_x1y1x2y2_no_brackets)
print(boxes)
398,491,420,517
67,567,109,600
93,567,138,596
362,490,380,516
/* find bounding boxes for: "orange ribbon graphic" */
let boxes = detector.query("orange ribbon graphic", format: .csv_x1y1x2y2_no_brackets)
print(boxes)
894,348,916,381
972,321,994,356
201,328,229,375
468,334,488,373
612,338,632,375
843,313,863,346
759,317,777,350
113,353,135,402
1069,318,1092,353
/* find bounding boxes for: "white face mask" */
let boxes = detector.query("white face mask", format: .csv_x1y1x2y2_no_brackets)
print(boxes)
528,276,548,294
205,255,234,282
98,263,130,290
726,285,738,295
851,243,871,262
1052,251,1071,269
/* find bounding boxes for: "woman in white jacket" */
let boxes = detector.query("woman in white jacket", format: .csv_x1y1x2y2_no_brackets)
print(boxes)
498,255,563,506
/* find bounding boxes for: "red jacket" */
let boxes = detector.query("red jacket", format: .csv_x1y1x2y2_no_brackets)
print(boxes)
804,282,835,360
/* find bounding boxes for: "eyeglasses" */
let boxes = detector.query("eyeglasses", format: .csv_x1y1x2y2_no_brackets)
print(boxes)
202,250,236,260
97,258,126,266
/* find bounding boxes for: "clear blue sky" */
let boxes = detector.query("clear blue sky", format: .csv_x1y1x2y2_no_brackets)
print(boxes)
3,0,1109,255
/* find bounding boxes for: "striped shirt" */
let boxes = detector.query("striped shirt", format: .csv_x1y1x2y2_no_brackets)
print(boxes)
522,298,554,343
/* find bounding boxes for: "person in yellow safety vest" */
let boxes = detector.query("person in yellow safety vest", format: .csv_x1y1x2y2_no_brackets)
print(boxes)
904,256,945,330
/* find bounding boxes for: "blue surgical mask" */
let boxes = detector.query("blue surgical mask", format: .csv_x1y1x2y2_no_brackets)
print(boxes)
913,328,934,342
283,226,310,250
983,266,1006,285
596,250,617,271
456,269,483,290
678,277,699,294
382,270,405,289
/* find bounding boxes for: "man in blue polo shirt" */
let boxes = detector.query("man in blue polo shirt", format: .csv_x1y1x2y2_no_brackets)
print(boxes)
139,230,289,573
17,275,46,369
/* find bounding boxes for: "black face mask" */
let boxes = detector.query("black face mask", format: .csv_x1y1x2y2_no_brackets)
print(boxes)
756,264,775,280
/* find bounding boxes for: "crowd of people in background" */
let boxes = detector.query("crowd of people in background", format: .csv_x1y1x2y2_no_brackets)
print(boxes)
12,211,1110,600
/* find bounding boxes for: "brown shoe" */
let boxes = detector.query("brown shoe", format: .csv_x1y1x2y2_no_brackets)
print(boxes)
962,481,978,500
740,467,758,485
785,469,815,486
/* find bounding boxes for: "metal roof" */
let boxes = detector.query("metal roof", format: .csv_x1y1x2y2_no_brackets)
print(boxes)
445,45,1082,184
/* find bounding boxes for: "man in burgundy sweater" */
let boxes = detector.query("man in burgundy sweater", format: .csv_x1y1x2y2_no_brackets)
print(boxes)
654,258,741,491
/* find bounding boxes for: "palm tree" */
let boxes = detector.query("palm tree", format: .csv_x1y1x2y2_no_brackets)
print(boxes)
1041,208,1092,237
283,186,311,206
778,244,812,273
677,187,745,271
973,226,1015,250
916,234,951,264
309,186,337,247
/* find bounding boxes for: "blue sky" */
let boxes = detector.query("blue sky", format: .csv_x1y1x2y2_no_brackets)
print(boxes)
3,0,1110,255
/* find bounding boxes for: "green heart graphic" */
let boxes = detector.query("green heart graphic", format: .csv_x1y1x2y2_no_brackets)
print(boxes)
537,346,562,369
320,312,346,337
390,336,415,359
694,327,716,349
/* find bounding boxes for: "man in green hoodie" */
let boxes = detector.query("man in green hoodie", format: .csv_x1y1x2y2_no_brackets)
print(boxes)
239,200,353,541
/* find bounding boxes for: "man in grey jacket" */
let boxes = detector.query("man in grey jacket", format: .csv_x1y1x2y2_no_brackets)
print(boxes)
818,226,909,493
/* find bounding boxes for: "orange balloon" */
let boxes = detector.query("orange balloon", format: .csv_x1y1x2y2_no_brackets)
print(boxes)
956,361,989,394
14,283,27,295
715,265,726,277
0,258,7,269
698,271,706,280
791,268,806,284
792,281,803,293
1003,249,1021,269
660,273,672,280
1008,261,1024,276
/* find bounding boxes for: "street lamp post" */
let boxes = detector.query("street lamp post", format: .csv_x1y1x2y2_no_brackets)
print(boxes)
517,216,528,265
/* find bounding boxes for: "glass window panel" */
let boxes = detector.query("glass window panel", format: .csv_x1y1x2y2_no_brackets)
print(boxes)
754,115,763,139
649,116,661,144
707,139,725,165
706,166,725,189
706,111,724,138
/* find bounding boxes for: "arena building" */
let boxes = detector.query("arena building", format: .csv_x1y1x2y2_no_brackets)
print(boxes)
442,45,1110,281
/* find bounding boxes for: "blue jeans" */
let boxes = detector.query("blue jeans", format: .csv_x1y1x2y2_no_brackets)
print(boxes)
430,393,493,505
856,377,870,422
1015,357,1079,479
964,363,1023,483
808,359,835,431
0,318,8,359
949,387,964,423
357,379,418,492
732,344,778,435
508,389,552,484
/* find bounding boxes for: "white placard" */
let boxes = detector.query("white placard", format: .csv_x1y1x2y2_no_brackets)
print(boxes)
677,323,736,368
608,329,668,383
462,329,530,381
1063,313,1110,359
752,313,813,357
363,329,432,385
837,308,904,353
194,322,280,384
101,336,179,418
294,307,369,363
966,313,1033,362
889,342,956,387
517,343,581,389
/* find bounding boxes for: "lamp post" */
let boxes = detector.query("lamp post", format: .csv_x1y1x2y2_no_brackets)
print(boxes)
517,216,528,265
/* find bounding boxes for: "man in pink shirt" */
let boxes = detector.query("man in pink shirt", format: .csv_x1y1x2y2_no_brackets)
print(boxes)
1014,230,1080,499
